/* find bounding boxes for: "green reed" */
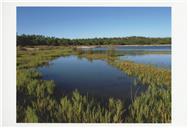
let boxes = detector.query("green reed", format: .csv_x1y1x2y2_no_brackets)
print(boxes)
17,46,171,123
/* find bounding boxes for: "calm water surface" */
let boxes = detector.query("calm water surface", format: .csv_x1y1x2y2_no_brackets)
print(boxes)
37,46,171,103
119,54,171,69
85,45,171,52
83,45,171,69
38,55,145,103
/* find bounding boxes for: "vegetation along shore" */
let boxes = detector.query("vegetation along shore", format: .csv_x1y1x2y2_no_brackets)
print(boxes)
17,40,171,123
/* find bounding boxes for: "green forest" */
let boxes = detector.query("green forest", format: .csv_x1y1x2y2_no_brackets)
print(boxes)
17,34,171,46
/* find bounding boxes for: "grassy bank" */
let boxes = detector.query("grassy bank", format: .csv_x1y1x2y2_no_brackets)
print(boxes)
75,50,171,123
17,46,171,123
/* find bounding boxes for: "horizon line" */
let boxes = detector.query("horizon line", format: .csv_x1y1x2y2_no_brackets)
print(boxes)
17,33,171,40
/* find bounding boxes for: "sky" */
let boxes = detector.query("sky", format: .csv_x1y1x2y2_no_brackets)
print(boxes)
17,7,171,39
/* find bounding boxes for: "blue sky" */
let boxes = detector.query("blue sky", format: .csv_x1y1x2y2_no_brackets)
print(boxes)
17,7,171,39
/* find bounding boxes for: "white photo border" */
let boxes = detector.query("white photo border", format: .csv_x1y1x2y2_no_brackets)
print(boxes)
2,1,188,128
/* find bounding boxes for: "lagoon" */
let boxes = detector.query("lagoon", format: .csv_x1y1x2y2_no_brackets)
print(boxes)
38,55,146,103
82,45,171,69
119,54,171,69
37,45,171,103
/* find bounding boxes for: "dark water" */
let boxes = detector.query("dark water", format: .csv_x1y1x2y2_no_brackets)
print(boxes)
38,55,146,103
37,45,171,103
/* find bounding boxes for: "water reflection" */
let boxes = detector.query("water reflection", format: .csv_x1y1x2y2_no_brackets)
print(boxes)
38,55,146,103
119,54,171,69
37,45,171,105
80,45,171,69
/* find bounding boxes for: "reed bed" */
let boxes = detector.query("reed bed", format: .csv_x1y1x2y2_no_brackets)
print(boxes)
17,46,171,123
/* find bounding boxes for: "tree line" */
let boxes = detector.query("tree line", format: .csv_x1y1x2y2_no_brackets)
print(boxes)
17,34,171,46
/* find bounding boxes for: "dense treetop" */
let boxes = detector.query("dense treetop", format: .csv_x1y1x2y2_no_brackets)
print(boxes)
17,34,171,46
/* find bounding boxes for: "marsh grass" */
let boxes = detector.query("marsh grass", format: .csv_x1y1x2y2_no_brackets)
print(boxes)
111,61,171,88
75,52,171,123
17,69,125,123
109,61,171,123
17,46,171,123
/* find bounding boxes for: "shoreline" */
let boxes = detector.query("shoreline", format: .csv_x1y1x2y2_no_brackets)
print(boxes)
77,44,171,49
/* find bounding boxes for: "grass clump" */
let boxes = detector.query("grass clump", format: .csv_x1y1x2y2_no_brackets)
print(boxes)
128,85,171,123
56,90,125,123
